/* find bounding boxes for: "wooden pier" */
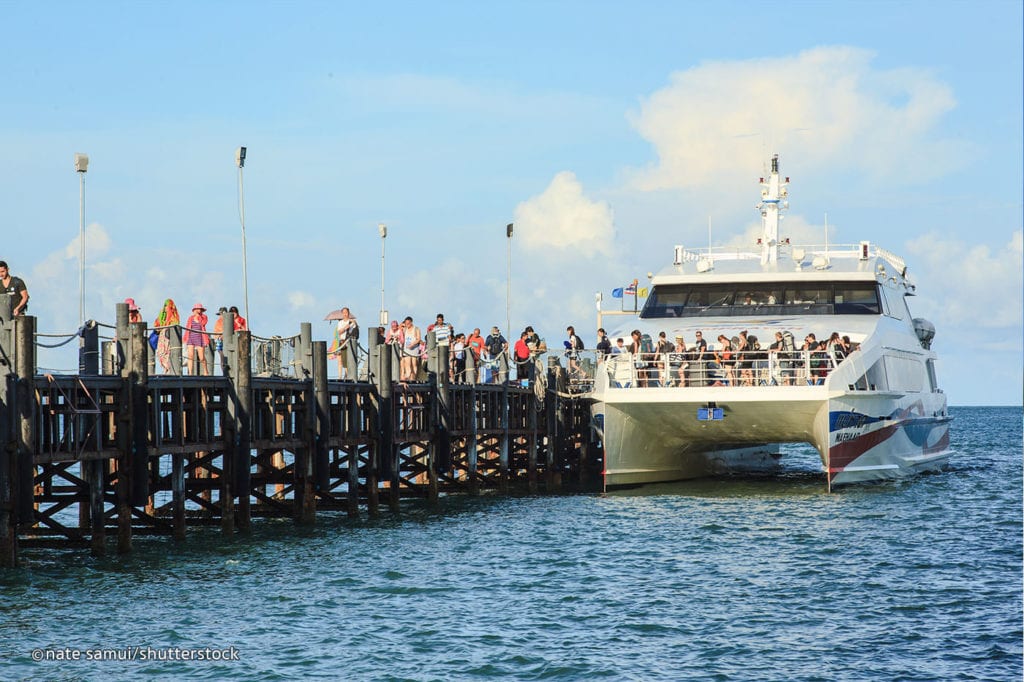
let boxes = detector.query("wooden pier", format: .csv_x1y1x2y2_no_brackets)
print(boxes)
0,303,599,566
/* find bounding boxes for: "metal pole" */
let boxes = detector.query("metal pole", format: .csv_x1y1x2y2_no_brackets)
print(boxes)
77,161,87,326
236,147,250,328
506,223,513,342
379,223,387,326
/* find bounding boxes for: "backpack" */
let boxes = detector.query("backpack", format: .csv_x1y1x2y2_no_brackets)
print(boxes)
781,330,795,352
487,335,504,356
640,333,654,354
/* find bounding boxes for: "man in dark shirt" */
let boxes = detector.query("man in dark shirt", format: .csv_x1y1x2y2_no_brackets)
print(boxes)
0,261,29,316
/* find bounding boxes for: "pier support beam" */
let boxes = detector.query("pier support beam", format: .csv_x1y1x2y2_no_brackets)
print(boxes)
467,384,479,496
171,453,186,541
88,460,106,555
0,297,15,567
500,382,510,494
376,339,399,513
14,316,36,527
347,385,360,519
235,331,252,533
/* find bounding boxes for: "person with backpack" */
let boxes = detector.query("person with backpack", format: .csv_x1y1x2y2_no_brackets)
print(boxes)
484,326,507,384
565,325,585,381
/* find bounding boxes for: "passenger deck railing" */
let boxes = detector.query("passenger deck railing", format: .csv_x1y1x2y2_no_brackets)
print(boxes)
579,349,845,389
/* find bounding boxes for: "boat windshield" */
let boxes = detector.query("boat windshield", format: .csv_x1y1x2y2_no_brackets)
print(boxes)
639,281,881,318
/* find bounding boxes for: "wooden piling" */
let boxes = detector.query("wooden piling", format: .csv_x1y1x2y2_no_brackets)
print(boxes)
376,338,399,513
129,323,149,508
79,320,99,375
347,383,361,518
300,341,327,525
0,297,15,567
115,302,128,376
528,391,538,494
545,364,559,491
500,381,510,494
14,316,36,526
171,453,185,541
365,330,381,517
88,459,106,555
79,324,99,534
426,335,442,503
467,383,479,496
235,330,253,533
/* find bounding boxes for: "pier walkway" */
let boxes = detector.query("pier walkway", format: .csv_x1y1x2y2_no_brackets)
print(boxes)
0,302,598,566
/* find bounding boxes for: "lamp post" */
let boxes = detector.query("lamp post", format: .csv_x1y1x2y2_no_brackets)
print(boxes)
235,146,250,326
74,153,89,326
378,223,388,325
506,223,513,340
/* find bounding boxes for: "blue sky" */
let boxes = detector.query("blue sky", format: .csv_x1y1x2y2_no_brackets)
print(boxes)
1,1,1021,404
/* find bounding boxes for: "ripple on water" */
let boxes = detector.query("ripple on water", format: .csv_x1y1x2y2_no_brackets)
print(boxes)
1,406,1020,680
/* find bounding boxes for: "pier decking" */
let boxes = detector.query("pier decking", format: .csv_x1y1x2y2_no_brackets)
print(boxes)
0,303,598,566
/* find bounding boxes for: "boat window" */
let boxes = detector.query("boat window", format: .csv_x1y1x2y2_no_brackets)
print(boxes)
879,284,906,320
884,356,923,392
640,281,882,318
835,285,881,314
926,359,938,392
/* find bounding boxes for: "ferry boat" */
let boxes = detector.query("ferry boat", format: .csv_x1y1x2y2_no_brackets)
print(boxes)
590,155,952,489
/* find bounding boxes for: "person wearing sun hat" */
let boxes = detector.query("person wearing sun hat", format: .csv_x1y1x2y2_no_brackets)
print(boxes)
124,297,143,324
183,302,209,376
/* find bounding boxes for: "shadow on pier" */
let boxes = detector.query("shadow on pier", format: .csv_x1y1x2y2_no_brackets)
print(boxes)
0,303,599,566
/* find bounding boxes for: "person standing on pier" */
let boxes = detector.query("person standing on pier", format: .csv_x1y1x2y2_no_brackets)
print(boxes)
183,303,210,376
330,307,357,379
124,298,142,324
229,305,248,331
484,326,507,384
466,327,485,372
212,307,229,375
514,331,533,387
427,313,452,348
400,316,422,382
0,260,29,316
154,299,180,374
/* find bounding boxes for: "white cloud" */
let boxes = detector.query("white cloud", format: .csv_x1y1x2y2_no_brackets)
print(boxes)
628,46,966,191
288,291,315,311
513,171,615,257
904,230,1023,332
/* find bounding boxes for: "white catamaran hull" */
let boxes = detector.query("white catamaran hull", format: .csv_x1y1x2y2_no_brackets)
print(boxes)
593,387,952,488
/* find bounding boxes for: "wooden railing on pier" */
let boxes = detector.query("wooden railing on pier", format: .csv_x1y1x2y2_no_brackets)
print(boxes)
0,302,599,566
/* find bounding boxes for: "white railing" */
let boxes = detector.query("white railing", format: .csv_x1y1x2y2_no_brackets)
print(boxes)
598,349,844,389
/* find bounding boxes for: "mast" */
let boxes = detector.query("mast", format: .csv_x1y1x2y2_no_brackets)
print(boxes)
757,154,789,264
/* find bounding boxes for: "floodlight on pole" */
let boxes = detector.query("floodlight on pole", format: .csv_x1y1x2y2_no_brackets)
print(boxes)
379,223,388,325
75,153,89,326
235,146,250,327
506,223,513,340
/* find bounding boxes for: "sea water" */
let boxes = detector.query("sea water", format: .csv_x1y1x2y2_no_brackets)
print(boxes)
1,406,1020,681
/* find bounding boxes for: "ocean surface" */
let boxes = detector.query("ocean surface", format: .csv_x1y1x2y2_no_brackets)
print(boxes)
1,406,1021,681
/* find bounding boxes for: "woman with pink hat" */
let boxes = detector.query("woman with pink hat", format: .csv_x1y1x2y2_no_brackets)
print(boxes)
183,302,209,376
124,298,143,324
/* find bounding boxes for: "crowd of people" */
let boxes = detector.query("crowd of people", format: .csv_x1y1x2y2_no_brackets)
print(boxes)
326,310,562,386
594,327,856,387
146,298,248,376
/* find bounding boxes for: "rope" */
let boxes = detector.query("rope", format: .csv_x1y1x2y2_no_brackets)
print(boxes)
35,334,80,349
